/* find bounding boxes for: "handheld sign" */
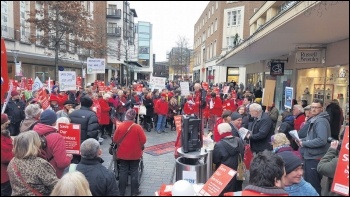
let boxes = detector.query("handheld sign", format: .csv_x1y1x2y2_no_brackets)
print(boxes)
58,123,81,155
331,126,349,196
198,164,236,196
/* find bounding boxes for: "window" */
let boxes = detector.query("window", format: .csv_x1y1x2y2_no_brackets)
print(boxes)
216,1,218,10
226,37,230,47
227,12,231,26
208,10,210,19
1,1,8,37
214,40,217,57
210,43,213,59
202,31,206,42
208,27,210,38
20,1,29,42
212,5,214,14
215,18,218,31
227,9,242,27
211,22,214,35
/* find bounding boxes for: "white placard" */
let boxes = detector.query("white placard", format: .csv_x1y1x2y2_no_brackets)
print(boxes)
87,58,105,74
82,68,86,79
32,76,43,92
182,171,197,184
15,61,22,76
180,82,190,96
59,71,76,91
150,76,166,91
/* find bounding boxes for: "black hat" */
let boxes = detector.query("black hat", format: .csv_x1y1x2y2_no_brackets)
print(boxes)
64,100,75,105
80,96,93,108
40,110,57,125
231,112,242,121
277,151,303,174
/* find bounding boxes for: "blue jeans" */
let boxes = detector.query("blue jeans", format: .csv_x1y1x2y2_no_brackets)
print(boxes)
118,159,140,195
156,114,166,132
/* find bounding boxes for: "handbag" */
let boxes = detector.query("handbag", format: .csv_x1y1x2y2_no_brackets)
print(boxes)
12,162,43,196
108,123,135,156
139,105,147,115
236,154,247,181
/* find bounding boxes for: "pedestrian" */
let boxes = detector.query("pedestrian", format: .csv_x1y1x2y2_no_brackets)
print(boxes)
293,104,305,131
4,90,25,136
99,93,112,138
271,133,301,159
265,103,279,132
19,103,42,132
155,93,168,134
326,99,344,140
113,109,146,196
1,114,14,196
213,110,232,142
56,100,75,119
7,131,58,196
64,138,119,196
50,171,92,196
142,92,154,132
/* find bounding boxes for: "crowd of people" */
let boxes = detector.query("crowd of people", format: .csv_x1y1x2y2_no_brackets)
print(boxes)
0,79,346,196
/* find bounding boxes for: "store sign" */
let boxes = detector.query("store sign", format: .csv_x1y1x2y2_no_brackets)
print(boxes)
295,50,321,64
227,67,239,75
270,62,284,76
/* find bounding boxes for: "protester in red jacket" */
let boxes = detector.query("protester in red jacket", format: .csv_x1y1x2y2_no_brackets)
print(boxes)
155,94,169,134
33,110,72,178
208,92,223,131
113,109,146,196
1,114,14,196
223,93,237,112
99,93,112,138
293,104,305,131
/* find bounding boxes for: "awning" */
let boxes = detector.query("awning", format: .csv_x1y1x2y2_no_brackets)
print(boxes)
124,60,142,67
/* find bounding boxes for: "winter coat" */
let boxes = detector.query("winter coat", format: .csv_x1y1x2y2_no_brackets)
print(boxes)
213,118,224,142
168,103,179,118
294,113,306,131
64,157,119,196
213,136,244,195
116,95,127,113
209,97,223,117
249,112,274,153
4,99,25,124
229,122,240,138
284,178,319,196
99,98,111,125
155,99,169,115
1,134,13,184
223,98,237,112
300,112,331,160
33,123,71,178
317,147,341,196
143,97,154,116
19,118,40,132
183,102,195,115
113,121,146,160
326,103,343,140
7,157,58,196
240,185,288,196
69,106,100,143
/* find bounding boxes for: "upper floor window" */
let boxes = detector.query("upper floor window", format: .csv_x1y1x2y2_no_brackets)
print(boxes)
227,9,241,27
212,5,214,14
214,18,218,31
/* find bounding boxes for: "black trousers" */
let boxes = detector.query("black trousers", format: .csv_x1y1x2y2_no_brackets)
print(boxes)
9,122,21,136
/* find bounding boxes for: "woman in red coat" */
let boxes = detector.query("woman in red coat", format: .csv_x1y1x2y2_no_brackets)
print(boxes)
99,93,112,138
223,93,237,112
1,114,14,196
183,94,195,115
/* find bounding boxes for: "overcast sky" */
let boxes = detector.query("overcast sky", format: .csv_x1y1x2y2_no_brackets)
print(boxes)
131,1,209,62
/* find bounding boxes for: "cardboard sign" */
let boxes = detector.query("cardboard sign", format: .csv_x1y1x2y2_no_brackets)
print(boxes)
87,58,105,74
59,71,76,91
37,87,50,110
150,76,166,91
202,82,209,91
223,86,229,94
331,126,349,196
174,115,182,135
262,80,276,107
284,87,293,109
58,123,81,155
180,82,190,96
198,164,236,196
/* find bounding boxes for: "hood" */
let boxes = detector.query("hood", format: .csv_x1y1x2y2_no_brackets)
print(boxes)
32,123,57,136
283,115,294,124
284,178,307,192
20,118,39,132
310,111,330,123
222,137,243,156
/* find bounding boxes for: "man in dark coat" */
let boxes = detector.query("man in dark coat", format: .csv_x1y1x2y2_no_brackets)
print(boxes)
4,90,25,136
246,103,274,154
326,99,343,140
69,96,100,143
64,138,119,196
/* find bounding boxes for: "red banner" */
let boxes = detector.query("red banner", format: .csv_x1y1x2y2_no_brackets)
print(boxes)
57,123,81,155
20,77,27,90
198,164,236,196
134,84,143,93
9,79,19,90
1,38,9,104
27,78,33,91
76,76,82,88
202,82,209,91
37,87,50,110
331,126,349,196
174,115,182,135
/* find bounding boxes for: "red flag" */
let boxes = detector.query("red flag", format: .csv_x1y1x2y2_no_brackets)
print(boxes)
1,38,9,104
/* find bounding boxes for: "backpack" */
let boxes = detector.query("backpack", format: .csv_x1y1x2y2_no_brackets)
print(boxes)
39,132,56,161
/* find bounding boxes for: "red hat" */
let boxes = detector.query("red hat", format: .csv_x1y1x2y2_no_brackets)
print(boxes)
49,94,58,102
11,90,19,97
168,92,174,98
1,114,9,125
161,93,167,97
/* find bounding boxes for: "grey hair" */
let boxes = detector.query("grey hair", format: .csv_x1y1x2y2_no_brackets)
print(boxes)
103,93,111,100
25,104,42,119
80,138,100,159
249,103,262,112
293,105,304,113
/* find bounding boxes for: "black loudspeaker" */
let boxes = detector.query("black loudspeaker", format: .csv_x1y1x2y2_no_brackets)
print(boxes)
181,115,201,153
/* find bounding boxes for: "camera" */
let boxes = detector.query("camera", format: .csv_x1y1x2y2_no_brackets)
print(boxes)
327,137,342,151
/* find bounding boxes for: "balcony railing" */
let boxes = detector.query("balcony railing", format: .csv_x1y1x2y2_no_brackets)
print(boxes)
106,8,121,19
107,26,121,37
1,25,15,40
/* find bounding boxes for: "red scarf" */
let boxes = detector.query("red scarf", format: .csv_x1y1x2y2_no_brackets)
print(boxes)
219,132,232,140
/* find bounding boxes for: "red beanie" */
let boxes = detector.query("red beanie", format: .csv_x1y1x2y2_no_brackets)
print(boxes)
1,114,9,125
49,94,58,102
161,93,167,97
11,90,19,97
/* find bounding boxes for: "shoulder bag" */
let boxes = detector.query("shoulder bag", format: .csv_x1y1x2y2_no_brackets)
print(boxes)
109,123,135,155
12,162,43,196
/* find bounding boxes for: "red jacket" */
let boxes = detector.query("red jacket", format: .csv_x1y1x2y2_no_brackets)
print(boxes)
99,98,111,125
33,123,71,178
113,121,146,160
223,98,237,112
213,118,224,142
193,90,201,113
294,113,306,131
210,97,223,116
155,99,168,115
1,134,13,183
92,99,101,121
57,94,68,110
183,102,195,115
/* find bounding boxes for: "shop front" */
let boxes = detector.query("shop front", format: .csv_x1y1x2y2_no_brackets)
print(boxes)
226,67,239,84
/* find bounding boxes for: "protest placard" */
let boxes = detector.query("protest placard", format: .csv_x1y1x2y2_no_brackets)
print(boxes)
32,76,44,92
174,115,182,135
198,164,236,196
180,82,190,96
285,87,293,109
37,87,49,110
87,58,105,74
331,126,349,196
223,86,229,94
59,71,76,91
58,123,81,155
150,76,166,91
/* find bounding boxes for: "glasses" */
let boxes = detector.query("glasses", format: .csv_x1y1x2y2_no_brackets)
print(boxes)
310,106,322,109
